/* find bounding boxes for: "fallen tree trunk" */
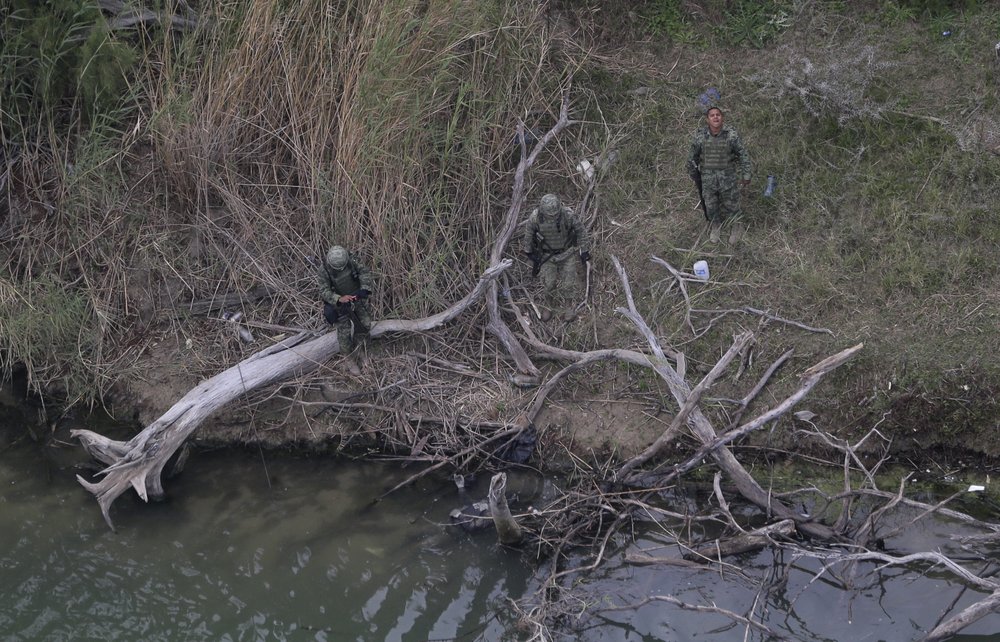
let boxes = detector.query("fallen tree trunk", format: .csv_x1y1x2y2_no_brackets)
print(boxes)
610,255,854,540
98,0,200,31
683,519,795,561
73,260,512,529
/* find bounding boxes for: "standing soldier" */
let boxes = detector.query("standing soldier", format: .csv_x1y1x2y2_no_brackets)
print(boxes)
521,193,592,322
687,107,752,244
319,245,374,376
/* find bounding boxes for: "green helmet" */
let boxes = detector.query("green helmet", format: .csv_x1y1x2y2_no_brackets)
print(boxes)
326,245,349,270
539,193,560,216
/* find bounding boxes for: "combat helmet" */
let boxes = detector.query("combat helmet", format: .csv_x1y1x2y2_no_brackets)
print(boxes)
539,193,561,217
326,245,349,270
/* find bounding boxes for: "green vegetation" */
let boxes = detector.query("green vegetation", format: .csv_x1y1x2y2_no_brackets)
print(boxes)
2,0,1000,459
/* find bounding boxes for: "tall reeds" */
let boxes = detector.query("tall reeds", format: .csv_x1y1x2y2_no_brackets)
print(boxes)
154,0,564,310
2,0,572,398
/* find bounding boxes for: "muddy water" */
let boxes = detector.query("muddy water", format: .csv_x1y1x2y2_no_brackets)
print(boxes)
3,405,1000,640
1,434,535,641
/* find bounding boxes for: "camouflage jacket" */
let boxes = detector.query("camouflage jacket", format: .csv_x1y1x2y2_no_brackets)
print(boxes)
318,254,374,306
521,206,592,257
686,125,752,181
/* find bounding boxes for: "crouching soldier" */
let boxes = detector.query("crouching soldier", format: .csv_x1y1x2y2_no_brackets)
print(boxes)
521,193,592,322
319,245,373,375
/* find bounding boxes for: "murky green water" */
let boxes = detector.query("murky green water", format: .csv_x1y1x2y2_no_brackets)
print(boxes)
3,395,1000,641
1,435,537,641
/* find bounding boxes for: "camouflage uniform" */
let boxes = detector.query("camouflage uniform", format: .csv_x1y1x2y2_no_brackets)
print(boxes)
686,124,752,224
521,194,592,317
319,246,374,353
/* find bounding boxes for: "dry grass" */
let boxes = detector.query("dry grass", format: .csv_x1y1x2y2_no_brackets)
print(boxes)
2,0,585,399
4,0,1000,459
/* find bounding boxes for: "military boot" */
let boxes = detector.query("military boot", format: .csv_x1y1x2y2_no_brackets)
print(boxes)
709,222,722,243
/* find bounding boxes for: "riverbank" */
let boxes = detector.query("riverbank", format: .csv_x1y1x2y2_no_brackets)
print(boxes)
4,1,1000,469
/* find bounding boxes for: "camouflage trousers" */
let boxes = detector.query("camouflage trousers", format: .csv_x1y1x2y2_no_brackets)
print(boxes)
538,249,581,309
702,169,742,223
324,301,372,353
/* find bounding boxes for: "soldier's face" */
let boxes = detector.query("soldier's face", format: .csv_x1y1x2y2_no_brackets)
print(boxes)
707,109,723,134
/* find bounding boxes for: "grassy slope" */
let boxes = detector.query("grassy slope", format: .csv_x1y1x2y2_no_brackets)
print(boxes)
4,1,1000,462
563,1,1000,457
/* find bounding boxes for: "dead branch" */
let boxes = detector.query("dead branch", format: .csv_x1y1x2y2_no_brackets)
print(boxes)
489,472,523,545
690,307,834,335
98,0,199,31
377,421,527,500
713,471,742,532
610,254,856,540
683,519,795,560
728,348,793,428
922,590,1000,642
791,546,1000,594
844,489,1000,535
602,595,794,641
73,260,512,529
616,332,752,480
743,306,835,335
650,256,697,336
623,553,708,569
525,351,617,426
638,343,862,506
486,90,578,377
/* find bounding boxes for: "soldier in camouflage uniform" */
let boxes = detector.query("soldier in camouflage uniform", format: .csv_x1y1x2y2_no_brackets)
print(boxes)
521,194,592,322
319,245,374,375
687,107,752,244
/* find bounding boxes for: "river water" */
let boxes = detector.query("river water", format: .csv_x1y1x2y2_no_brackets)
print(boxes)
3,395,1000,641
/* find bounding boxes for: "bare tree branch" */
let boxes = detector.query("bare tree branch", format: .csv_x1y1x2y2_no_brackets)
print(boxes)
74,260,512,529
922,590,1000,642
602,594,794,641
616,332,752,480
486,90,578,377
609,254,856,540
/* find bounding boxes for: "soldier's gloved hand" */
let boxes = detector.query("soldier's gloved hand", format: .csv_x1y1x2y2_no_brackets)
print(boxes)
579,251,591,264
355,289,370,300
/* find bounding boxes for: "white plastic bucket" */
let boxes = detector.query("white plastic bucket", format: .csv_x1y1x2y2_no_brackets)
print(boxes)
693,260,710,281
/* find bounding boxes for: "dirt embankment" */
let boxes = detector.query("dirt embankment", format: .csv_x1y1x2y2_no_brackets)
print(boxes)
13,2,1000,475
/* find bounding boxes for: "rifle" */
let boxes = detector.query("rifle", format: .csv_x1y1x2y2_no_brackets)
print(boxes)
526,231,558,277
691,167,708,221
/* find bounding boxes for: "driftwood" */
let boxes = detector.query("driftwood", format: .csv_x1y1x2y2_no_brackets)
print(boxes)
602,594,794,642
488,472,523,545
610,255,855,540
616,332,752,479
98,0,200,31
508,256,1000,640
73,260,511,529
185,285,275,317
683,519,795,561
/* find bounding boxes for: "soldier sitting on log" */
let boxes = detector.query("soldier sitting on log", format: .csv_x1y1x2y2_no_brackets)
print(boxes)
319,245,374,376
